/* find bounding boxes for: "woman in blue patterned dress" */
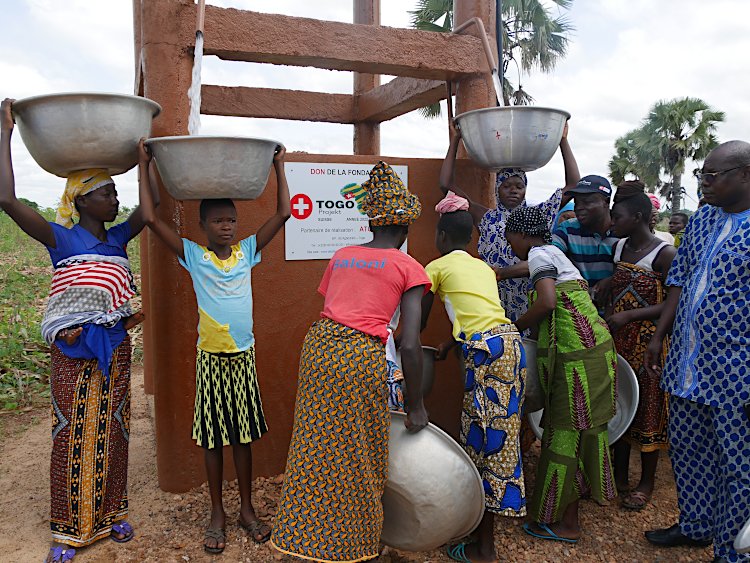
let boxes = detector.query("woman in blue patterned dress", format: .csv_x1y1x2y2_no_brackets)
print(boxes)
440,121,580,324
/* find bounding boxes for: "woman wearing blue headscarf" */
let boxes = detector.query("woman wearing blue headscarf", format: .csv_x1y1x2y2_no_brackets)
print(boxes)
439,121,580,325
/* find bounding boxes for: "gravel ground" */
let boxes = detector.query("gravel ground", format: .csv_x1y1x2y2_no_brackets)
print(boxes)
0,366,713,563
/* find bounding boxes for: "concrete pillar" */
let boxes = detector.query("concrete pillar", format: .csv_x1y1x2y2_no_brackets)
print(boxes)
140,0,205,492
453,0,496,206
353,0,381,155
132,0,153,396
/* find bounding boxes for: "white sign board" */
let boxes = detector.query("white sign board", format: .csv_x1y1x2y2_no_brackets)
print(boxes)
284,163,408,261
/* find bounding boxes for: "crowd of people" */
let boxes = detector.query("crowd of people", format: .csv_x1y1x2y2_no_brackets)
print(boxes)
1,95,749,563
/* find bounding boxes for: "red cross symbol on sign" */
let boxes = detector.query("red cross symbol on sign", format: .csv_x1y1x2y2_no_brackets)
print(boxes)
291,193,313,220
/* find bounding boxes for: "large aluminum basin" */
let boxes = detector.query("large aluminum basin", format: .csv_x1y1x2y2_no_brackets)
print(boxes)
146,136,280,200
526,353,639,444
736,517,750,553
455,106,570,172
382,412,484,552
12,93,161,177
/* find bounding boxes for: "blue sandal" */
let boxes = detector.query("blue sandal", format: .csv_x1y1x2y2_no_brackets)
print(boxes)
44,546,76,562
522,522,578,544
111,521,135,543
446,542,474,563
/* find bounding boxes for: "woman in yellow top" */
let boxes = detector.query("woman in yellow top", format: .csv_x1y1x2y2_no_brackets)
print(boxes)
421,193,526,563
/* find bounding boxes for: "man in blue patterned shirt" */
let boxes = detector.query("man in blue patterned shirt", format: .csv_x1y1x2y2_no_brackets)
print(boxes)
644,141,750,563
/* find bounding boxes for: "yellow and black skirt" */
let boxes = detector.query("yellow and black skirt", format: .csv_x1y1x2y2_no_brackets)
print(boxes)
192,347,267,449
271,317,389,563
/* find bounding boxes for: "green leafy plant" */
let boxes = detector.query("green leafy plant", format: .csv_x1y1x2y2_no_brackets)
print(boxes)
410,0,574,115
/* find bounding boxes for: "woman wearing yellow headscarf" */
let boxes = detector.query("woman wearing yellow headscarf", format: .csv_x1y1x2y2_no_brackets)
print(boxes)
271,162,430,563
1,99,158,563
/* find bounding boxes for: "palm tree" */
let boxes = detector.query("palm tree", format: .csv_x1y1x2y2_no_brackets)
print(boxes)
608,129,660,189
409,0,573,115
635,97,724,210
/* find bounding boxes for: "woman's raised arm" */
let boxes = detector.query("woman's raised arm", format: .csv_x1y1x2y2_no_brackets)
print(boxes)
0,99,55,248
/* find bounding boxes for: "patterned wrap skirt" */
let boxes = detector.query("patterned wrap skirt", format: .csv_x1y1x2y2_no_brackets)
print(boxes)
49,336,131,547
193,347,267,449
271,318,389,563
528,280,618,523
460,324,526,517
611,262,670,452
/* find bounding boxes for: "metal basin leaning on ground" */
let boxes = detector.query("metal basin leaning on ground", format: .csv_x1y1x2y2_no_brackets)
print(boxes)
145,136,280,200
526,353,640,443
12,93,161,177
454,106,570,172
736,517,750,554
394,346,437,397
381,412,485,552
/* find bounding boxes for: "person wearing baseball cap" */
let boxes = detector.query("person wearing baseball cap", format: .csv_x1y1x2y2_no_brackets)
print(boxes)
552,175,619,305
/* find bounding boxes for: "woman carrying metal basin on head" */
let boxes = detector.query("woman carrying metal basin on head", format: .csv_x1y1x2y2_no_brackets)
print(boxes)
439,119,580,327
0,97,159,563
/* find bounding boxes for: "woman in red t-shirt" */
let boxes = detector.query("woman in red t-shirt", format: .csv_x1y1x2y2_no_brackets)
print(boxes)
271,161,430,563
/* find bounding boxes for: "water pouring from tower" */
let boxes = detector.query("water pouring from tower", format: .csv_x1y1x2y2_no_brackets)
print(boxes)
188,0,205,135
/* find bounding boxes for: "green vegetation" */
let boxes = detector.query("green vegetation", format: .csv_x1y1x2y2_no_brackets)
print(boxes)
0,209,141,412
608,97,725,210
0,208,54,411
410,0,574,114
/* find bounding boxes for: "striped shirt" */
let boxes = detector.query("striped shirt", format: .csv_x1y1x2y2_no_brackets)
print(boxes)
551,218,618,285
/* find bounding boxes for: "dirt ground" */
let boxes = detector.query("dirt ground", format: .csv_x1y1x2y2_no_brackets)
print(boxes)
0,366,712,563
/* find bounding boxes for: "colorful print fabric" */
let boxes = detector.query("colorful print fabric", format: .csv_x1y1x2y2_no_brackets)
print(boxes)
460,325,526,517
663,205,750,408
528,280,617,522
386,359,405,412
49,337,131,547
477,189,562,323
531,423,615,524
611,262,669,451
360,161,421,227
668,396,750,562
271,318,389,563
192,347,267,449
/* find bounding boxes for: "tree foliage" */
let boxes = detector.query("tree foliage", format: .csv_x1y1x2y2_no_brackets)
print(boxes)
608,97,724,210
410,0,574,114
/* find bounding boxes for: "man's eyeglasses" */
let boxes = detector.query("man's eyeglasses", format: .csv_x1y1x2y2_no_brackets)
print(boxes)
694,165,747,184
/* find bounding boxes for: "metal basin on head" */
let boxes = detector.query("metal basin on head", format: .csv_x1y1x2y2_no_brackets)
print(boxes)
381,412,484,552
12,93,161,177
455,106,570,172
526,352,640,444
146,136,280,200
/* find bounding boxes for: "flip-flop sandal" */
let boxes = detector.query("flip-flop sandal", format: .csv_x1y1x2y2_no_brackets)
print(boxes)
522,522,578,544
44,546,76,562
622,490,651,510
111,521,135,543
204,528,226,554
446,542,474,563
238,518,272,543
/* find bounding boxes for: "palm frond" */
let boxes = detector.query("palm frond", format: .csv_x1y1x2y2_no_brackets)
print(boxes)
418,102,443,119
409,0,574,108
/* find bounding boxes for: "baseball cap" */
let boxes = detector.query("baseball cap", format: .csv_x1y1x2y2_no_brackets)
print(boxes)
566,175,613,199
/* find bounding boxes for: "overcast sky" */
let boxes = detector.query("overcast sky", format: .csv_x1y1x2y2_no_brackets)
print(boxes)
3,0,749,209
